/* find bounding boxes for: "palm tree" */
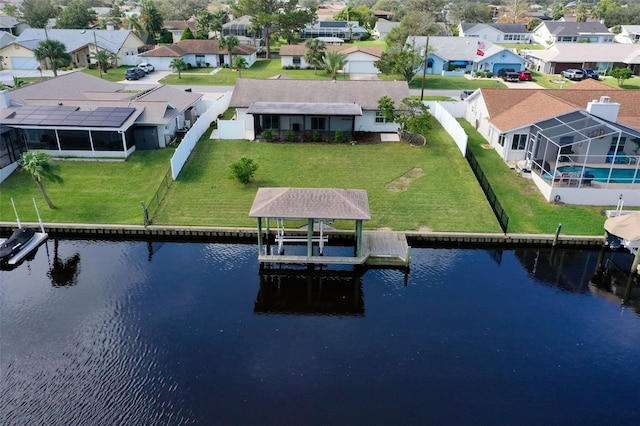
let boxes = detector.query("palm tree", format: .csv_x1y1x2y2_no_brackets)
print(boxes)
233,56,247,77
170,58,187,79
21,151,63,209
304,39,326,74
323,51,348,80
33,39,71,77
219,35,239,68
91,50,116,74
126,14,143,35
140,0,163,44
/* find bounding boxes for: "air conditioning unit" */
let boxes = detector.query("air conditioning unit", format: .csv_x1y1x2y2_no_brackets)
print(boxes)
600,96,610,103
185,120,191,129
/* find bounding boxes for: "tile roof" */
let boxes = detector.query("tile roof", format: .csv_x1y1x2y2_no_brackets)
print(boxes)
481,79,640,131
249,188,371,220
229,79,410,110
140,39,258,57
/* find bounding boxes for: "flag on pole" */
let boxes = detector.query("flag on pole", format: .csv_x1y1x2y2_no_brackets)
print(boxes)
477,40,485,56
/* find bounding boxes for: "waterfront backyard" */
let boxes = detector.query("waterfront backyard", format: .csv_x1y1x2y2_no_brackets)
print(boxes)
0,118,610,235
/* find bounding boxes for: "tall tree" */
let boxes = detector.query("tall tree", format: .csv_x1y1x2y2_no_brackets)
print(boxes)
449,1,494,24
304,38,326,74
275,0,317,45
334,4,376,29
140,0,164,44
499,0,530,24
157,0,211,20
375,47,423,82
219,35,239,68
233,0,281,59
34,39,71,77
386,11,439,48
21,151,63,209
170,57,187,78
126,14,143,35
12,0,58,28
323,51,347,80
56,0,96,29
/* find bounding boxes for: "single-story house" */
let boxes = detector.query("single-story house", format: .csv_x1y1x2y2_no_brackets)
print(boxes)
0,72,202,168
163,19,198,43
0,15,28,36
300,21,368,41
524,43,640,75
464,79,640,206
0,29,145,70
406,36,526,76
532,21,615,47
373,20,400,39
459,23,531,44
279,44,383,74
227,78,409,140
614,25,640,45
139,39,259,70
0,31,16,51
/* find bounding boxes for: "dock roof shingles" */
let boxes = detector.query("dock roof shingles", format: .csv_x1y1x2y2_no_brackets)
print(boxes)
249,188,371,220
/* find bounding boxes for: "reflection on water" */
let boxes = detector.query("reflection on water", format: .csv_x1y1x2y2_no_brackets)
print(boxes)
1,239,640,426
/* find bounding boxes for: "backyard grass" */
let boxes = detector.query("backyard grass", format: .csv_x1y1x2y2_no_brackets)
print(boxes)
0,150,175,225
600,76,640,90
461,120,609,236
154,122,500,231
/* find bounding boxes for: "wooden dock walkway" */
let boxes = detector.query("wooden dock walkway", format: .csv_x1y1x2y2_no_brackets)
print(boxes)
257,231,410,267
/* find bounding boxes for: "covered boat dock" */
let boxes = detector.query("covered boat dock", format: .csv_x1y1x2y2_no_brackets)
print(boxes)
248,187,409,267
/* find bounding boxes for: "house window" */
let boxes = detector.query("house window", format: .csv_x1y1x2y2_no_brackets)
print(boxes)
375,111,386,123
610,137,626,152
263,115,279,129
292,56,301,65
511,134,527,150
196,54,205,66
311,117,326,130
498,134,506,147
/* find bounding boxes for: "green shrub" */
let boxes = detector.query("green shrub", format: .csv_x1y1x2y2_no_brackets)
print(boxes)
360,32,371,41
312,130,323,142
229,157,259,184
302,131,313,142
284,130,296,142
262,128,274,142
334,130,343,143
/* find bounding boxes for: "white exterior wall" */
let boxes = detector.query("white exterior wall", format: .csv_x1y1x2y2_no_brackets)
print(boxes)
138,57,177,71
355,110,397,132
183,53,218,67
464,94,492,139
343,51,379,74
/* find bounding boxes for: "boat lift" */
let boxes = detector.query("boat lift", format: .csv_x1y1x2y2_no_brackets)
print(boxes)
3,198,48,265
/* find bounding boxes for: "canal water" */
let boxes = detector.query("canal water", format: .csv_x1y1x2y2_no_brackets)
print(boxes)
1,239,639,426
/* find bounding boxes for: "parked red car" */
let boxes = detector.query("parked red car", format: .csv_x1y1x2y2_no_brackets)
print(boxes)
518,70,532,81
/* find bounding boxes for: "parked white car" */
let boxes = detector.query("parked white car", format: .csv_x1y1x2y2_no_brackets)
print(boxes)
138,63,155,73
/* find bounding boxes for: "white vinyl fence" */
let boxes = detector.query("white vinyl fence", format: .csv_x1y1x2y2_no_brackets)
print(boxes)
424,101,468,155
170,91,232,180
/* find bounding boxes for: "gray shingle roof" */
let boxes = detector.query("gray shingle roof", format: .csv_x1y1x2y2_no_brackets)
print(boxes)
542,21,611,36
230,79,410,110
249,188,371,220
13,29,140,54
248,102,362,116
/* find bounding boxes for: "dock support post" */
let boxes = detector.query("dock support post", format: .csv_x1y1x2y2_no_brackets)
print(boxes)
257,217,263,255
623,249,640,304
355,220,363,257
307,218,313,257
552,223,561,247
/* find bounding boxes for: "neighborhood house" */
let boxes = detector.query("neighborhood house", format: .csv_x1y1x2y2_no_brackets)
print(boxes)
464,80,640,206
226,79,409,141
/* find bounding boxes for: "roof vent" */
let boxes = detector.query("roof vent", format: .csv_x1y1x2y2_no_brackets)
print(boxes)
600,96,610,103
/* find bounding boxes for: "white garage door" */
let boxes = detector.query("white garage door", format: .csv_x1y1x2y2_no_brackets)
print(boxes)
11,57,39,69
349,61,377,74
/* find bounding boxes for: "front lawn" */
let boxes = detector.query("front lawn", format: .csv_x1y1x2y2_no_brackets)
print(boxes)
83,65,132,82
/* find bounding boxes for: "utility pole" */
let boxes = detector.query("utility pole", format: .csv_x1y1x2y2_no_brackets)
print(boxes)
420,36,429,101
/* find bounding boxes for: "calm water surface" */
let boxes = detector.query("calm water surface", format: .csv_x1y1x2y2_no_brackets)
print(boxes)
1,239,639,426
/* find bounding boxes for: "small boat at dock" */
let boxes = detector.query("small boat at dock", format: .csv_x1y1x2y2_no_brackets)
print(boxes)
0,198,48,267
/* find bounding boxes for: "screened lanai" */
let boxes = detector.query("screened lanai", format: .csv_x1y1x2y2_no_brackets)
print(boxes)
527,110,640,189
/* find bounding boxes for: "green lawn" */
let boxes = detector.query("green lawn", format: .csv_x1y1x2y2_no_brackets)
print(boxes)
600,76,640,90
83,65,132,82
408,74,508,90
1,123,501,233
461,120,608,235
496,43,545,51
1,150,175,225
